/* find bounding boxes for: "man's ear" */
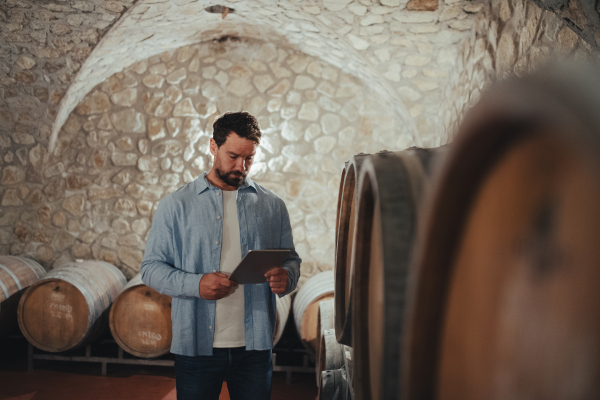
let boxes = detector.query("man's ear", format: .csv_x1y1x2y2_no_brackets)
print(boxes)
209,138,217,156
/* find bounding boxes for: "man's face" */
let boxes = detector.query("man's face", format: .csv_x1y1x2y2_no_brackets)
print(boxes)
210,132,257,188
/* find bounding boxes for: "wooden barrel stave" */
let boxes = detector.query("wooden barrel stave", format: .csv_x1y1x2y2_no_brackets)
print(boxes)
316,299,335,386
325,329,345,371
317,327,345,387
402,66,600,400
0,256,46,300
65,260,126,302
49,268,104,321
317,299,334,351
293,271,335,355
0,256,46,336
334,154,369,347
19,261,126,352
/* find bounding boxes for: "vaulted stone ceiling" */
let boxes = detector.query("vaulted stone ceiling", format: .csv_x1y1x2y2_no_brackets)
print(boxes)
51,0,482,150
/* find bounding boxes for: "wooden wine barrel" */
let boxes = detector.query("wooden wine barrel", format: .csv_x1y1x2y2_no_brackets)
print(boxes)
401,65,600,400
334,161,349,258
343,345,354,399
274,292,292,346
318,298,334,347
18,260,126,352
320,368,348,400
316,299,335,385
318,329,345,386
0,256,46,336
109,273,172,358
351,148,442,400
293,271,335,355
334,154,369,347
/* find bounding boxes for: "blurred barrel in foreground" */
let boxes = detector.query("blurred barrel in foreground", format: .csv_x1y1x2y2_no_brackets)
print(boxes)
402,65,600,400
0,256,46,336
109,273,172,358
293,271,335,355
351,148,442,400
19,260,126,352
274,293,291,346
334,154,369,347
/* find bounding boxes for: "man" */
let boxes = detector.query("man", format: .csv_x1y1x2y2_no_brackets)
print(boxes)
141,111,301,400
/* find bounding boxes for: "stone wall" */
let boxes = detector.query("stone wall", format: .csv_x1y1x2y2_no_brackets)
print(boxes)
0,0,135,169
51,0,484,150
3,0,600,286
440,0,600,138
1,38,412,282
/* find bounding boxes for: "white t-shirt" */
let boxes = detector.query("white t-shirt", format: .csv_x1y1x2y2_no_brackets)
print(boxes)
213,190,246,348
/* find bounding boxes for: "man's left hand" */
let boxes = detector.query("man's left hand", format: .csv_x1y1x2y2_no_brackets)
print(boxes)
265,268,288,295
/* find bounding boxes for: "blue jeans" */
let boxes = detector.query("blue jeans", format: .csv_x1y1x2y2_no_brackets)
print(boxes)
174,347,272,400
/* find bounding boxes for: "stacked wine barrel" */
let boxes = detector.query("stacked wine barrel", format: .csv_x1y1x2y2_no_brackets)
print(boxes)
325,147,444,400
18,260,127,352
293,270,335,355
13,256,297,358
0,256,46,336
326,65,600,400
109,273,172,358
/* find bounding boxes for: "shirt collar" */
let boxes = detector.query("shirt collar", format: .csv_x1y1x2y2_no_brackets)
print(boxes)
195,171,256,194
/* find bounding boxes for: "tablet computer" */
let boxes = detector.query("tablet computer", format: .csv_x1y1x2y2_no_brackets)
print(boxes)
229,249,292,284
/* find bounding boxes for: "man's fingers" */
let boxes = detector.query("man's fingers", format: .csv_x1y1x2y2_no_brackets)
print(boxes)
218,277,233,288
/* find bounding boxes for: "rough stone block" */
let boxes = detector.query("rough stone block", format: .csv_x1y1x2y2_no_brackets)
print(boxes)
77,91,112,115
406,0,439,11
111,88,137,107
111,109,146,133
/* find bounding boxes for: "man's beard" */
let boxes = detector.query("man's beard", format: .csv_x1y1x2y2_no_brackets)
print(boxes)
215,167,247,187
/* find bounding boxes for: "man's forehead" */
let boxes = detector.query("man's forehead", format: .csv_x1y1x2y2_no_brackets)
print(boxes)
221,134,257,154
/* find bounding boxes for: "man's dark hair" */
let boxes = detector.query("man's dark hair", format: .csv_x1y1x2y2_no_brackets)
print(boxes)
212,112,262,147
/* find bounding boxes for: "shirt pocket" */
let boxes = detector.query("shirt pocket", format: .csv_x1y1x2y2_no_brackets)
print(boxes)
252,210,281,249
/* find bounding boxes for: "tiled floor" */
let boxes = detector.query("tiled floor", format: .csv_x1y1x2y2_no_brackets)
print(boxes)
0,368,316,400
0,366,317,400
0,337,317,400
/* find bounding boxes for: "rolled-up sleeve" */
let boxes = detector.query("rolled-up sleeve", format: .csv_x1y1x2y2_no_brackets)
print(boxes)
278,200,301,297
141,197,203,299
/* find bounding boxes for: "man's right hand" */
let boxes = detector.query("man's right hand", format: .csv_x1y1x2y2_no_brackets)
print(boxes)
199,272,237,300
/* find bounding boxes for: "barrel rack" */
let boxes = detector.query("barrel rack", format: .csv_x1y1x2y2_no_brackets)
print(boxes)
27,339,314,382
27,340,174,376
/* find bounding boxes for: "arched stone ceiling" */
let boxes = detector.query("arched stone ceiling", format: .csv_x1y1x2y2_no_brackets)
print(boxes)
50,0,481,151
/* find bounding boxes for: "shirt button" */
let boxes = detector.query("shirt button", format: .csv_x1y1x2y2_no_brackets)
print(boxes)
213,269,216,273
209,326,213,329
216,192,221,196
215,241,219,245
217,216,221,219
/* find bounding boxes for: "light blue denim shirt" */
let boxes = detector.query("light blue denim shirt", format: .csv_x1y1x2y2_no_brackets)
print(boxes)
141,172,301,356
